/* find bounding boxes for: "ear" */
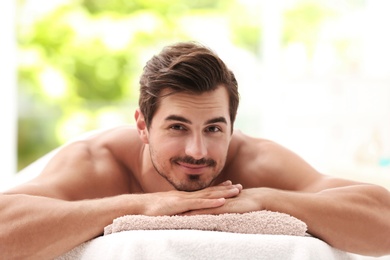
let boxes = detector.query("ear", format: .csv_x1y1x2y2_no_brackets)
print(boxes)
135,108,149,144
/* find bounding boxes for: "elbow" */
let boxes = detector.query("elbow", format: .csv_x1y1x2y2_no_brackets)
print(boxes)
327,184,390,256
0,218,20,259
362,185,390,256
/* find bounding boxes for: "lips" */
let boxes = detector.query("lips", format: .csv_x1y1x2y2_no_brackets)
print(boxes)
177,162,207,168
175,162,209,174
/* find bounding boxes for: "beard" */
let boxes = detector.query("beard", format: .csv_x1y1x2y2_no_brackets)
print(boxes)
149,147,221,192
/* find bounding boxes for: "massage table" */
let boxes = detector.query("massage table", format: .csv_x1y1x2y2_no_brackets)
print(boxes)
57,230,385,260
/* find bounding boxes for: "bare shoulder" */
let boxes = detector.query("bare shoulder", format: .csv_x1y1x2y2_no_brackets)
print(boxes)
227,130,291,168
224,130,326,191
228,130,277,161
5,126,143,199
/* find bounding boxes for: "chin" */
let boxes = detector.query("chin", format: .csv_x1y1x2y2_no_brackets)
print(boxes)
172,176,213,192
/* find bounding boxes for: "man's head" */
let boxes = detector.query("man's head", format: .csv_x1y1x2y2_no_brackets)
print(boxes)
139,41,239,132
136,42,239,192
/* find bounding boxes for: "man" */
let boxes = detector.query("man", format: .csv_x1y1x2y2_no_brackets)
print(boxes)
1,42,390,259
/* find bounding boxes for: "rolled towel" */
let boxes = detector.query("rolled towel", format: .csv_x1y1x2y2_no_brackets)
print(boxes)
104,210,307,237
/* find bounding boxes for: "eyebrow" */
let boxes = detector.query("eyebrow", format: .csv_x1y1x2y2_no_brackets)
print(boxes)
165,115,191,124
165,115,228,125
205,116,228,125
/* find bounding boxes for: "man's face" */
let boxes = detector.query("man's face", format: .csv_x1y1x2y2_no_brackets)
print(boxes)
143,86,232,191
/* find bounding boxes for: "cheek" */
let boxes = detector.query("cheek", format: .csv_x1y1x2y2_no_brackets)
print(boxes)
151,137,181,157
208,140,230,160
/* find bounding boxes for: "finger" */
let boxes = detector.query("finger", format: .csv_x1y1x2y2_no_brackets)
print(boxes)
182,206,224,216
218,180,232,186
212,182,242,191
180,197,226,213
216,181,242,191
203,184,243,198
191,185,241,199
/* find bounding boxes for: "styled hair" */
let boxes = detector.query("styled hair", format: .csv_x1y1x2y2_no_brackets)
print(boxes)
139,42,239,132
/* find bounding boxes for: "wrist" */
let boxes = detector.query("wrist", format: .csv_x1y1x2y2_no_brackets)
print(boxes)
259,188,297,213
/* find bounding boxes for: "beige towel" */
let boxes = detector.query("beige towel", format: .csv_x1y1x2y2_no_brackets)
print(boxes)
104,210,307,237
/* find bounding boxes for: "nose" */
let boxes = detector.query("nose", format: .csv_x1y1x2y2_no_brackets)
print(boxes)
185,133,208,160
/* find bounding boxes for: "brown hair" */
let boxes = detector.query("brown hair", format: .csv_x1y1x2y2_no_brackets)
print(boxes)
139,42,239,132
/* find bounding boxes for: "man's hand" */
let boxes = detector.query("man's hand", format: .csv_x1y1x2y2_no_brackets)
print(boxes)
182,188,271,215
139,181,243,216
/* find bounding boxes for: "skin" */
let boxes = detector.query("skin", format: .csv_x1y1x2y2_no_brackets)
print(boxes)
1,86,390,259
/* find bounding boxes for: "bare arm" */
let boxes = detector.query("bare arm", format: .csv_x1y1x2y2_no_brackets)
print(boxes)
0,193,126,259
266,184,390,256
191,133,390,256
188,184,390,256
1,138,241,259
1,186,243,259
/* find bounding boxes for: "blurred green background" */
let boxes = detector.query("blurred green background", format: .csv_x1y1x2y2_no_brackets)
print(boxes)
16,0,343,170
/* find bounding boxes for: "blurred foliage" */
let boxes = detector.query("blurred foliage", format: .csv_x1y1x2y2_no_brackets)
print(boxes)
282,1,336,56
17,0,335,171
16,0,262,170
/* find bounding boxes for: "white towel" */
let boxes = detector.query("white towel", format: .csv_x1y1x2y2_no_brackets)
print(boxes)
58,210,389,260
104,211,307,236
58,230,374,260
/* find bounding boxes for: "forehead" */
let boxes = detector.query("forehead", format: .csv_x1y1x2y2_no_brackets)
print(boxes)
155,86,230,122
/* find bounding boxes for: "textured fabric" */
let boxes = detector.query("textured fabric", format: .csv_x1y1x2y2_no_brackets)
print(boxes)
57,230,381,260
104,211,307,236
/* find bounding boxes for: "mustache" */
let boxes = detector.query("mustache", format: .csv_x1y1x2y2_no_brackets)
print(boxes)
171,156,216,167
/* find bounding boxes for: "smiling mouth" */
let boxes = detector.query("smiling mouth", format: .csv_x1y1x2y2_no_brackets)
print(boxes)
177,162,208,169
175,162,210,175
171,156,216,168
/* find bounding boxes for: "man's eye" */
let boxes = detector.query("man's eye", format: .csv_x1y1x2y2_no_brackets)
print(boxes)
206,126,221,133
170,125,185,131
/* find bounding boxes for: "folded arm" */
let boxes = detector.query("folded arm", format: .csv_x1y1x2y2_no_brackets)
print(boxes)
192,134,390,256
0,193,125,259
268,183,390,256
0,185,242,259
186,182,390,256
0,140,241,259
